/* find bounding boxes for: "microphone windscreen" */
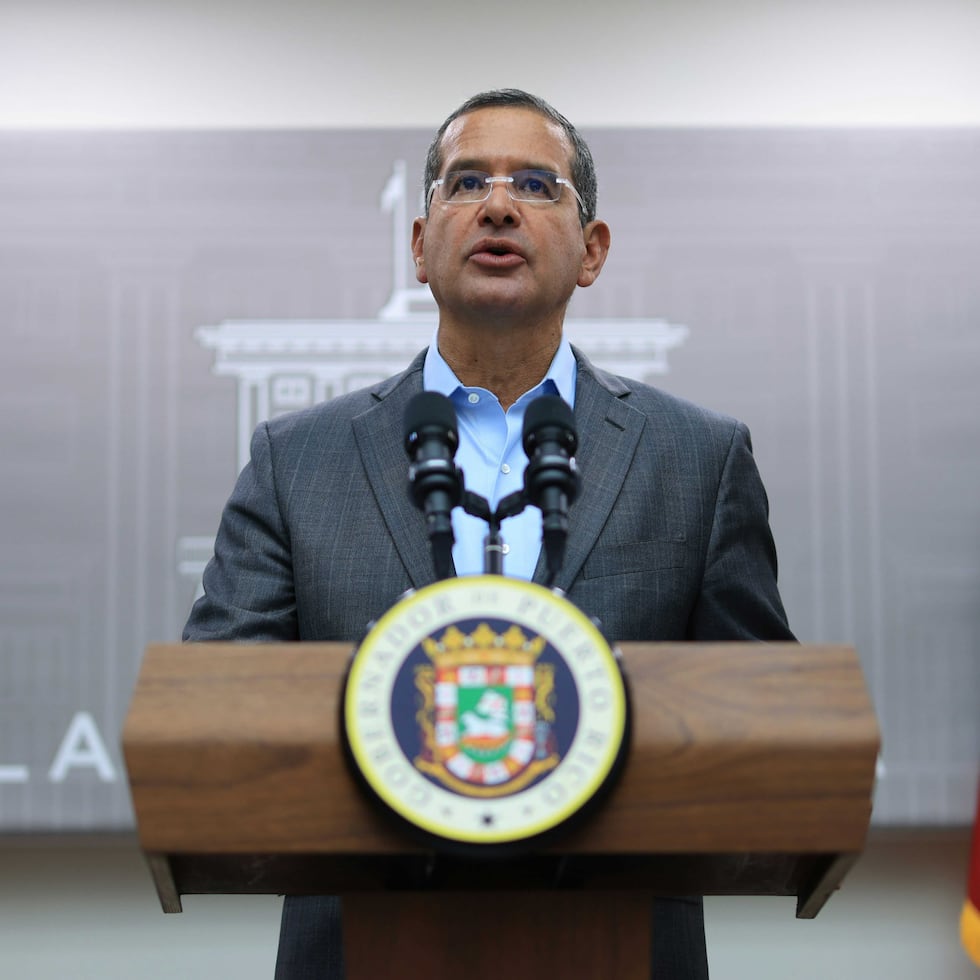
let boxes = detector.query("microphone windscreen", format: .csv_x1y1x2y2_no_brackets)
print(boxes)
523,395,576,448
404,391,459,444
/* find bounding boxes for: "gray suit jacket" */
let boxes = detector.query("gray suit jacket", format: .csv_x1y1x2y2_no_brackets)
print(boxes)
184,346,794,978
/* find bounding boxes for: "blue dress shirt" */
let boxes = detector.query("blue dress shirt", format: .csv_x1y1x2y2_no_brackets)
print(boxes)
422,335,577,580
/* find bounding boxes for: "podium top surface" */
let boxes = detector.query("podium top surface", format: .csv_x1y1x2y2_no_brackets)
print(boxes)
124,641,879,858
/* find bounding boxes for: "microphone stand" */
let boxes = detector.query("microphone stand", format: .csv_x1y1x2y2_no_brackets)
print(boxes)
462,490,527,576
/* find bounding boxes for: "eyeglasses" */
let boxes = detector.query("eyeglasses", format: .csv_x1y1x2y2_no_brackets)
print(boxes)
428,169,584,211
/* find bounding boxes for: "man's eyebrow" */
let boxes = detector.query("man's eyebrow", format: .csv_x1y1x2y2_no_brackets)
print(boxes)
440,158,481,174
442,158,560,175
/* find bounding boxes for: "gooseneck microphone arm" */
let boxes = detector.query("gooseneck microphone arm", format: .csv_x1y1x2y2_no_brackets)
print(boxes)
522,395,581,586
463,489,527,575
404,392,464,581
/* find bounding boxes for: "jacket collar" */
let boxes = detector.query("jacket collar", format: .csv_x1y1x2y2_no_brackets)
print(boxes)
353,347,644,593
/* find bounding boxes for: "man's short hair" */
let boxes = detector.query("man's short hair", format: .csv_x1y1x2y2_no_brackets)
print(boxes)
423,89,598,225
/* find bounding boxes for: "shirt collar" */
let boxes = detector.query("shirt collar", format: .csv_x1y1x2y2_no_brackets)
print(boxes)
423,329,577,408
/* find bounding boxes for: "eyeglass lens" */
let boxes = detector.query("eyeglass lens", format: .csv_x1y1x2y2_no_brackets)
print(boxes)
437,170,563,203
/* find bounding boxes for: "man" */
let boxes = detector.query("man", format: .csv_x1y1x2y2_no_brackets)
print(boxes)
185,89,794,979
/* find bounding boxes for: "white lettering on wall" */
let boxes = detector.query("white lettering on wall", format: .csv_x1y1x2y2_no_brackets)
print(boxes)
47,712,117,783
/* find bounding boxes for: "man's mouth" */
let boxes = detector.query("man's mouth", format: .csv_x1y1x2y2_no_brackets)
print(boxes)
469,240,525,267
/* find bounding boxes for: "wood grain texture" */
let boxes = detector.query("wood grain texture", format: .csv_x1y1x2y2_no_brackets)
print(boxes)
342,891,651,980
123,642,879,912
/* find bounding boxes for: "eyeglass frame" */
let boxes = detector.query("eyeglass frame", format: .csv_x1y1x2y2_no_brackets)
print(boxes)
427,169,586,216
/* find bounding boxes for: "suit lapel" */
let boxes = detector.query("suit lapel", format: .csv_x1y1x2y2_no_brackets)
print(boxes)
357,347,643,594
352,352,442,591
535,349,644,592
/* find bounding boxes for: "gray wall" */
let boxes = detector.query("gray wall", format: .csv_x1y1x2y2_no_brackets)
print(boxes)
1,127,978,833
1,3,979,978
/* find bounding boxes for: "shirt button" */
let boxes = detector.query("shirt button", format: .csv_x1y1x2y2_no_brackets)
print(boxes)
501,463,511,474
467,392,480,404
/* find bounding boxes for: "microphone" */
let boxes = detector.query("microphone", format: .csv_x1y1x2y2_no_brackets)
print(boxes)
404,392,463,580
522,395,580,584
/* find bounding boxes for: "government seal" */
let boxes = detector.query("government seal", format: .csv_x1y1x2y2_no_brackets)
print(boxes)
341,576,630,852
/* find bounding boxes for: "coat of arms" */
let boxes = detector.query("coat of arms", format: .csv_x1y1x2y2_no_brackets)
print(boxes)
413,623,559,797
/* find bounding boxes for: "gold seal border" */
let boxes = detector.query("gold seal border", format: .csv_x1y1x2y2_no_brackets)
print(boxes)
344,576,627,845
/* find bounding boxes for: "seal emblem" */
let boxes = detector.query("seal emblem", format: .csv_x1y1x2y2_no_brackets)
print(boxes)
415,621,559,795
342,576,629,851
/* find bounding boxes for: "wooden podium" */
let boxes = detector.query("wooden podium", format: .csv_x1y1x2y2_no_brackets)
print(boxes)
123,642,879,979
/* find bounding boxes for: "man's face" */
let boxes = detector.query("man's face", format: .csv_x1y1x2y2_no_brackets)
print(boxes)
412,107,608,330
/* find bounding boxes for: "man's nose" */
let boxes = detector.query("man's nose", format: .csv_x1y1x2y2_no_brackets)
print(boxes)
480,183,520,224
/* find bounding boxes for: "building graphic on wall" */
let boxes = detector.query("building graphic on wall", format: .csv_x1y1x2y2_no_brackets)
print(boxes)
178,162,689,596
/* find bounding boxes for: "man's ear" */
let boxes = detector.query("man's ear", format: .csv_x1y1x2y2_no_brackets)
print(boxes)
577,219,611,288
411,217,427,284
